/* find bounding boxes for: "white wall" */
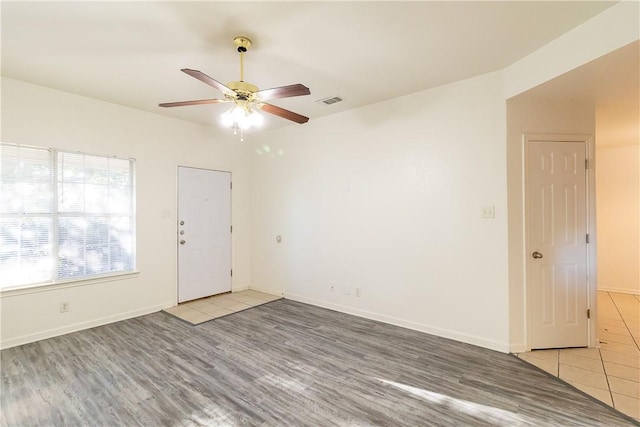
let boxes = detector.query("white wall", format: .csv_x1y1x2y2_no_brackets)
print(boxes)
0,78,252,349
250,72,510,352
596,144,640,294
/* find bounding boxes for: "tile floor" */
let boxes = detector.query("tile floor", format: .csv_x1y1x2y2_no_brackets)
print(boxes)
517,291,640,421
163,289,282,325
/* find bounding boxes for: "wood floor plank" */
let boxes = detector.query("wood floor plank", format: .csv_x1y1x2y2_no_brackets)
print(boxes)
1,299,638,426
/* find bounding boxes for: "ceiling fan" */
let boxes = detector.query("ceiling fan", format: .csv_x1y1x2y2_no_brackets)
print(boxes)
159,36,311,134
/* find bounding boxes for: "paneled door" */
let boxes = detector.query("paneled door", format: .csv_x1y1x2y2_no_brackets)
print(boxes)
177,167,231,303
526,141,589,349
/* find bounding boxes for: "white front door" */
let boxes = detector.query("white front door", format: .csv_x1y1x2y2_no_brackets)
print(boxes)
526,141,589,349
178,167,231,303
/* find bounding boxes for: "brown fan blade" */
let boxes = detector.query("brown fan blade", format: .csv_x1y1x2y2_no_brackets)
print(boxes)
159,99,227,108
260,103,309,124
181,69,236,97
256,84,310,101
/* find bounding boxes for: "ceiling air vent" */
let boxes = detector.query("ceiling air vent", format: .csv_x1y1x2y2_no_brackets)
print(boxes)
316,96,343,106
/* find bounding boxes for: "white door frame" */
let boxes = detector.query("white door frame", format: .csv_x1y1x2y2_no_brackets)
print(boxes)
176,165,233,304
523,134,597,350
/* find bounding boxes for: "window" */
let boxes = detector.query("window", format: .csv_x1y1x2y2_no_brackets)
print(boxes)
0,143,135,289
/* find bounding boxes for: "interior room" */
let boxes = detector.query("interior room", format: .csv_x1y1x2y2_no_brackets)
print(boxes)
1,1,639,425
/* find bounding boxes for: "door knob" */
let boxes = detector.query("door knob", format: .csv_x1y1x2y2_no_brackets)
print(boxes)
532,251,543,259
180,240,186,245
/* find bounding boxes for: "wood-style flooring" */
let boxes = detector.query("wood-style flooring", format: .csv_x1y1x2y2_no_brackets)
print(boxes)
2,299,638,426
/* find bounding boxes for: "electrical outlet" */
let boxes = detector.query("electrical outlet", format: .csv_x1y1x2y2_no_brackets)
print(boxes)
481,206,495,218
355,287,361,297
343,285,351,296
60,302,70,313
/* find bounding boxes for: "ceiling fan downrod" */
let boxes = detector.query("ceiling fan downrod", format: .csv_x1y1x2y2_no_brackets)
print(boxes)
234,36,251,82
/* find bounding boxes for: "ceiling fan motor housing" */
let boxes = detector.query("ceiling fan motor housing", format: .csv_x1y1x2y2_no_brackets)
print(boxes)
234,36,251,53
226,81,259,101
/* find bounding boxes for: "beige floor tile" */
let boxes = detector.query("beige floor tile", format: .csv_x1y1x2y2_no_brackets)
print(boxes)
207,297,241,307
598,305,617,313
519,349,558,361
199,304,234,317
598,319,626,328
208,294,238,302
253,294,282,302
559,364,609,390
181,299,213,310
242,290,271,297
201,294,228,302
518,353,558,376
612,393,640,420
226,293,259,303
240,296,269,306
600,341,640,355
600,325,634,336
559,352,604,373
623,325,640,335
177,309,212,324
608,376,640,399
559,347,601,361
565,380,613,406
599,331,637,346
604,362,640,383
601,350,640,368
163,305,190,315
224,301,253,312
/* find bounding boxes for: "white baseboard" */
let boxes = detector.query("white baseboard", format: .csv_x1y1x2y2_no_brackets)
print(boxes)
510,343,528,354
249,285,284,297
284,293,510,353
1,303,170,350
232,285,250,292
598,286,640,295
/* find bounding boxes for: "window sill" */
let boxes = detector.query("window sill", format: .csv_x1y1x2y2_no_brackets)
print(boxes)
0,271,140,297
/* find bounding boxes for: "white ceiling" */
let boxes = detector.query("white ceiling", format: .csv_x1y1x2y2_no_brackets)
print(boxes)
0,1,619,133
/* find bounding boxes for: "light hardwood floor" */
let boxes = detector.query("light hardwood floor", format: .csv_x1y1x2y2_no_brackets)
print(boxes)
2,299,638,426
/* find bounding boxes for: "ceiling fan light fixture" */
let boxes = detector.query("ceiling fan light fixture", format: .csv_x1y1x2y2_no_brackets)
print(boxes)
221,105,263,130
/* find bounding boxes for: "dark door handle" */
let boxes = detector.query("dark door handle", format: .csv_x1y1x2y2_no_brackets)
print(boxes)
532,251,543,259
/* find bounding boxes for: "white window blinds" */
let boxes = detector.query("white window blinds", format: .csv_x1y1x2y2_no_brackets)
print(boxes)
0,143,135,289
1,145,54,286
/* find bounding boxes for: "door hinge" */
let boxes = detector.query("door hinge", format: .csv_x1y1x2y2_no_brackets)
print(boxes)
230,225,233,233
231,269,233,277
585,159,589,170
587,309,591,319
230,182,233,190
586,234,590,244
